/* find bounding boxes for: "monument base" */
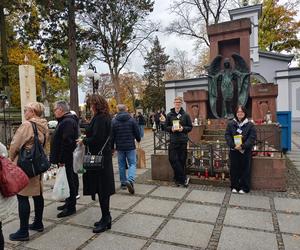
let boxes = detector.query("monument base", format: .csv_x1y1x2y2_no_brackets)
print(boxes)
151,154,173,181
251,156,286,191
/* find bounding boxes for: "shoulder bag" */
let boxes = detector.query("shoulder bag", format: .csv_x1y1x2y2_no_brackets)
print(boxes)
83,136,110,171
0,156,29,197
17,122,50,178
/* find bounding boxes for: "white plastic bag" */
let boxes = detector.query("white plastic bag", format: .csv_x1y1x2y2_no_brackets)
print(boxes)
52,167,70,201
73,144,85,173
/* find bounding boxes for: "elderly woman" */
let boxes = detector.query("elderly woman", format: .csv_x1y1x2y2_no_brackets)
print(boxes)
77,94,115,233
9,102,49,241
0,142,17,250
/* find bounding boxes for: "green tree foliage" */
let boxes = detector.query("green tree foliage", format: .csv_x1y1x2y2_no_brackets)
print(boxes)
80,0,157,103
259,0,300,52
142,37,170,111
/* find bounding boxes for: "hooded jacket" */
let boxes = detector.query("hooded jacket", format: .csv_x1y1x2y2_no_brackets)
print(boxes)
165,107,192,144
111,111,141,151
50,112,79,164
225,118,257,151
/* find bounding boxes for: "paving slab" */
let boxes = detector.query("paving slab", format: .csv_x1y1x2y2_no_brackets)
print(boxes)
186,190,225,204
173,203,220,223
277,213,300,234
25,224,94,250
132,198,178,216
282,234,300,250
83,232,147,250
224,208,273,231
150,186,188,199
109,194,142,210
117,183,157,195
147,242,191,250
42,202,84,221
156,219,213,248
229,194,270,209
2,219,53,245
274,198,300,213
112,213,164,237
217,226,277,250
67,207,122,227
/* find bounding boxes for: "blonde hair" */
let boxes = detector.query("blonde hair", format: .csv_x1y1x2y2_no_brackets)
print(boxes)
174,96,183,103
25,102,45,117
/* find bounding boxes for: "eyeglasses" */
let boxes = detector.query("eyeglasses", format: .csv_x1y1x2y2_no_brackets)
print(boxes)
174,101,182,104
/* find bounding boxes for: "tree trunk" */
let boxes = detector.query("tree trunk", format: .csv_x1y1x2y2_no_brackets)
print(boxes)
68,0,79,115
111,73,121,103
0,5,9,89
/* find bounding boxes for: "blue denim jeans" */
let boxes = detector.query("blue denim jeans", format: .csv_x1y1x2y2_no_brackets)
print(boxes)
117,150,136,184
138,125,144,138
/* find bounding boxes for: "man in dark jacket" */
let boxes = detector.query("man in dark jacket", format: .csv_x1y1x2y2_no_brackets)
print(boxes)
111,104,141,194
50,101,79,217
165,96,192,187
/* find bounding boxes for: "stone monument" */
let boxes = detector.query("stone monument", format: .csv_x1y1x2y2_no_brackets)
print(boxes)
19,57,37,122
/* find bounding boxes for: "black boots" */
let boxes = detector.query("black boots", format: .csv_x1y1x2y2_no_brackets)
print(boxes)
93,214,112,233
29,221,44,232
9,229,29,241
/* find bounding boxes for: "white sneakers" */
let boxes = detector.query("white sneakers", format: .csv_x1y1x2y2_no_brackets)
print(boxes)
232,189,245,194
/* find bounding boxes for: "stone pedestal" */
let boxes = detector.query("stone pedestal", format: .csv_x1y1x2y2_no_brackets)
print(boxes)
183,90,208,123
251,155,286,191
151,154,173,181
255,124,281,150
207,18,251,68
250,83,278,122
189,125,205,145
19,65,37,122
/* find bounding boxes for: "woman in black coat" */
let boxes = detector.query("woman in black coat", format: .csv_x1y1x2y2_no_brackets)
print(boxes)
78,94,115,233
225,105,256,194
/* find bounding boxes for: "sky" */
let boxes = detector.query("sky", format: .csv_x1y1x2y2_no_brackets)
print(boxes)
79,0,300,104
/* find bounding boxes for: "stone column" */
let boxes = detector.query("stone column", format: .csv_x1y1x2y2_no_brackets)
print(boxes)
19,65,36,122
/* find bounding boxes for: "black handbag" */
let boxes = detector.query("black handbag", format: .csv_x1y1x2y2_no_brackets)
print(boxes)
17,122,50,178
83,136,110,171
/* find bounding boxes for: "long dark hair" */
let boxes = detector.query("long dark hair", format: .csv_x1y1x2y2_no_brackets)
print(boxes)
88,94,110,117
234,105,248,122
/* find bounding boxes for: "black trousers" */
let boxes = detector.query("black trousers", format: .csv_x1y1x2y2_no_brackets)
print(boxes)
0,222,4,250
17,194,44,232
98,194,110,217
168,143,187,184
229,150,252,192
73,172,79,197
64,163,77,210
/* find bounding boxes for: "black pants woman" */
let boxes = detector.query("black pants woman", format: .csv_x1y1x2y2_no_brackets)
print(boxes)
0,222,4,250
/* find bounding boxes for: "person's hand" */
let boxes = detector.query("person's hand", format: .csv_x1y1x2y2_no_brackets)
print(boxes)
112,149,115,155
58,163,65,167
76,139,83,146
178,126,183,132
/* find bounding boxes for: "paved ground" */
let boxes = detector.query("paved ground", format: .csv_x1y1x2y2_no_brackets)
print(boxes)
3,129,300,250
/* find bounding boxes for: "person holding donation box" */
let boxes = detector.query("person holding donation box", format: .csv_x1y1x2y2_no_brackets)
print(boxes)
225,105,256,194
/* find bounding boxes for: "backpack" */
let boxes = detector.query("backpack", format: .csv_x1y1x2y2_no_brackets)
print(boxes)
17,122,50,178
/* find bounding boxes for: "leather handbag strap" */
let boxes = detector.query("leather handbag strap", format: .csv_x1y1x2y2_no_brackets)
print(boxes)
30,121,46,147
87,136,110,156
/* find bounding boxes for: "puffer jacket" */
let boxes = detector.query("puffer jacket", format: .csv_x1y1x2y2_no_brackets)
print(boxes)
9,117,49,196
165,107,192,144
111,111,141,151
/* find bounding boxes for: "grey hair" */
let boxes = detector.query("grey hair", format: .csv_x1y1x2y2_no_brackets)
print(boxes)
54,100,70,112
117,104,126,112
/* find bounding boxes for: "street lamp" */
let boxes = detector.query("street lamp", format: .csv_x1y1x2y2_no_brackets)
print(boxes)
86,64,100,94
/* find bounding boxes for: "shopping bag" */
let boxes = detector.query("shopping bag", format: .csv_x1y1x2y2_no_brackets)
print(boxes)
52,167,70,201
136,145,146,169
73,144,85,173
